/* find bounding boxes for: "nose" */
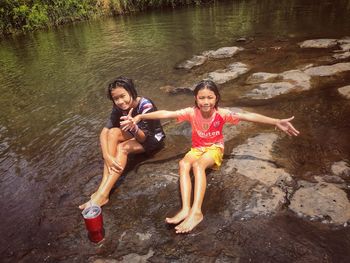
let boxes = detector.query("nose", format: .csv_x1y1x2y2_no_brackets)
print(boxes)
114,98,123,105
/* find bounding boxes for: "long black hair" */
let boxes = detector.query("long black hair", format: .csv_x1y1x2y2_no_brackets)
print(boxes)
193,79,221,109
107,76,138,101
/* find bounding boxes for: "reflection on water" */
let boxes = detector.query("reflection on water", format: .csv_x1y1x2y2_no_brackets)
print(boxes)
0,0,350,260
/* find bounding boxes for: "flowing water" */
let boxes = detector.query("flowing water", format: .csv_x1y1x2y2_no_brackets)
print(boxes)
1,0,350,262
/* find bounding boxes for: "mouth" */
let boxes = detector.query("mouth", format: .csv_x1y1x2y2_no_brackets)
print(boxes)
118,104,128,109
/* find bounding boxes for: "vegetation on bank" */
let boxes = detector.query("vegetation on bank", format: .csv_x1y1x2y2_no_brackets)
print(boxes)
0,0,209,36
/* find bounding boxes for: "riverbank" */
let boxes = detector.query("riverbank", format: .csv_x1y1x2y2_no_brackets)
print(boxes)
0,0,211,37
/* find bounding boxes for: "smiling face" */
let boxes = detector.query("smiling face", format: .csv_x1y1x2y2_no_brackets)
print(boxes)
110,86,134,111
195,88,217,114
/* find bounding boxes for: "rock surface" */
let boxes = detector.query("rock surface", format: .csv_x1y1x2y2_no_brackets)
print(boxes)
246,72,279,84
289,182,350,224
298,39,338,48
208,62,250,84
304,62,350,76
331,160,350,177
175,55,207,69
203,46,243,59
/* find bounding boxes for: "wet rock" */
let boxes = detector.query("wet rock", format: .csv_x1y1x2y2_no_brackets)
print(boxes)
244,69,311,99
304,62,350,76
175,46,243,70
175,55,208,69
280,70,312,90
333,52,350,60
314,175,345,184
159,85,194,94
222,133,292,217
224,133,292,187
246,186,286,215
203,46,243,59
298,64,314,71
160,172,178,184
166,121,191,137
222,107,253,141
339,43,350,51
246,72,279,84
92,249,154,263
298,39,338,48
289,182,350,224
245,82,295,99
208,62,250,84
331,161,350,177
236,37,247,42
338,85,350,99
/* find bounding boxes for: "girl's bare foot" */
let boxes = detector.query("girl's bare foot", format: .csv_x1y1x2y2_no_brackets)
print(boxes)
79,192,109,210
165,208,190,224
175,212,203,234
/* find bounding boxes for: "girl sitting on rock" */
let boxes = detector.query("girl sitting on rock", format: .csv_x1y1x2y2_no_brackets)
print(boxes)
120,79,299,233
79,76,165,210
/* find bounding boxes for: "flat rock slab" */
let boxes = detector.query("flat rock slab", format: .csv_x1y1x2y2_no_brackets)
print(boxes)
175,46,243,69
203,46,243,59
175,55,207,69
298,39,338,48
333,51,350,60
331,161,350,176
339,43,350,51
224,133,292,187
245,82,296,99
221,133,292,217
289,182,350,225
246,72,279,84
208,62,250,84
304,62,350,76
244,69,311,99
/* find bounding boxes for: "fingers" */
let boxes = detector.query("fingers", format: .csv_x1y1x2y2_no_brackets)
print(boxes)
288,124,300,136
128,108,133,117
111,160,123,172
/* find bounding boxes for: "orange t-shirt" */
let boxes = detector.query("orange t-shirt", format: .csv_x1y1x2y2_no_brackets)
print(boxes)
175,107,240,149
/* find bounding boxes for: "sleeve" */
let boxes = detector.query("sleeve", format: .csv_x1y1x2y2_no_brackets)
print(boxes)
136,99,159,136
220,108,240,125
175,107,194,123
105,108,121,129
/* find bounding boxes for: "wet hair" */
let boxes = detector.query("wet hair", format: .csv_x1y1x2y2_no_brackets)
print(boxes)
107,76,138,101
193,79,221,109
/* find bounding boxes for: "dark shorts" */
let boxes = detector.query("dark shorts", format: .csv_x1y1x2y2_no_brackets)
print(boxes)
141,135,165,155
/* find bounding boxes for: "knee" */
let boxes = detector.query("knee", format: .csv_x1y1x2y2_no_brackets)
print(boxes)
179,159,191,170
108,128,122,141
192,161,204,173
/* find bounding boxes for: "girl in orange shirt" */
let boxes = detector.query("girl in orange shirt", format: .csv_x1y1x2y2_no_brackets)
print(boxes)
121,80,299,234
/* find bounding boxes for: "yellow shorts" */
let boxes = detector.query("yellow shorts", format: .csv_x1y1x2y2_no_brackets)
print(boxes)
185,145,224,170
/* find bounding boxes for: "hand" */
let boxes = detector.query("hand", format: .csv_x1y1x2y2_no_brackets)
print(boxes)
276,116,300,136
120,108,136,131
104,154,123,174
120,108,141,132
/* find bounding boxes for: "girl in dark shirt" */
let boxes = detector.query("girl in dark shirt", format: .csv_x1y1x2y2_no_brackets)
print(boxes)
79,76,165,209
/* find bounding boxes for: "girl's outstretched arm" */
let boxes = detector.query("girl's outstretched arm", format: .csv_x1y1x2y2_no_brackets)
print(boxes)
120,109,178,131
236,112,300,136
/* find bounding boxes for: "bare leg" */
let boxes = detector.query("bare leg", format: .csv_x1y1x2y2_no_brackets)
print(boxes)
165,154,197,224
94,139,144,204
175,152,215,234
79,128,138,209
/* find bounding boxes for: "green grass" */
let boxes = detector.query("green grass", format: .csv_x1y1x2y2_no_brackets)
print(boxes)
0,0,210,35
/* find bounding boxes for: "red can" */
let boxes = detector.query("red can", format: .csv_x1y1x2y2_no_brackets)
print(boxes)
82,205,105,243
